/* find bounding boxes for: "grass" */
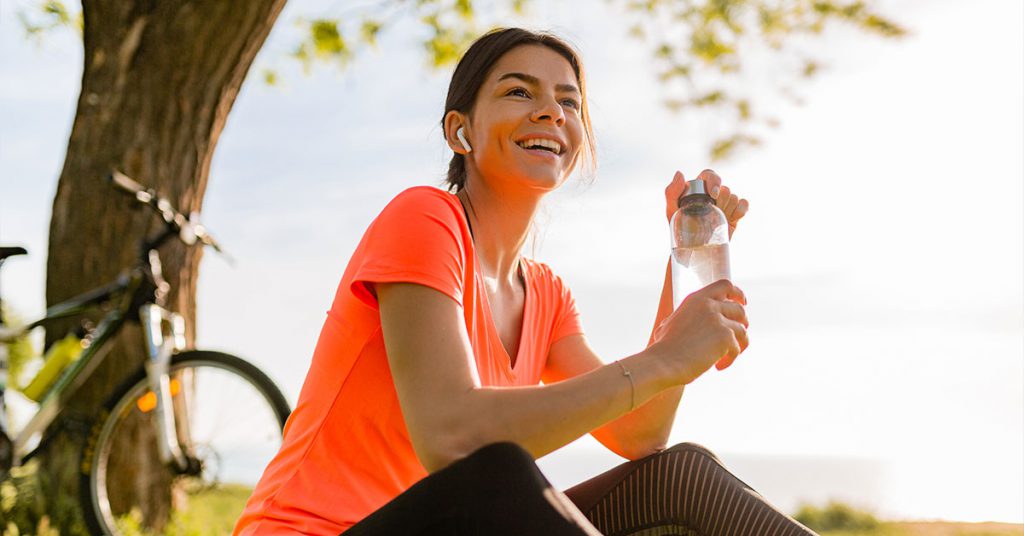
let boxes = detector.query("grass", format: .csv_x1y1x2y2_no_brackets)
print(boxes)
819,524,1024,536
797,503,1024,536
1,461,251,536
113,484,252,536
3,467,1023,535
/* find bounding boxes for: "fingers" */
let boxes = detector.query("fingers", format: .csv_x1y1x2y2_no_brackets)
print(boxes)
665,170,686,196
702,279,747,305
717,300,748,328
668,169,748,232
717,185,737,213
715,185,749,222
715,319,748,371
732,198,750,222
697,169,722,198
696,170,749,230
665,170,687,221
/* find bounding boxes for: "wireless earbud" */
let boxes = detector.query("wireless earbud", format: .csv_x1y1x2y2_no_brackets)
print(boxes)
456,127,472,153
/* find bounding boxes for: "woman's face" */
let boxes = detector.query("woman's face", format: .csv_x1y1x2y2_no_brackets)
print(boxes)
464,45,585,193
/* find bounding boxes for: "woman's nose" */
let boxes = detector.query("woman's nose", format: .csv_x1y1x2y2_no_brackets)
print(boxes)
530,96,565,126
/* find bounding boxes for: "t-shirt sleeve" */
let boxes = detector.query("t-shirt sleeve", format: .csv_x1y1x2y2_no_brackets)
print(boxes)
550,272,585,344
349,188,467,310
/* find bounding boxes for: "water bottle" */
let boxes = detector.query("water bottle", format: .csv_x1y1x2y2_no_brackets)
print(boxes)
21,333,83,402
670,179,731,309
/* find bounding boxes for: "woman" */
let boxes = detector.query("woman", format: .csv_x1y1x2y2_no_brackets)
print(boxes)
234,28,816,536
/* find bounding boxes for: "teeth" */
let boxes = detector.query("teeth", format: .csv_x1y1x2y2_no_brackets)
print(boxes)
516,138,561,154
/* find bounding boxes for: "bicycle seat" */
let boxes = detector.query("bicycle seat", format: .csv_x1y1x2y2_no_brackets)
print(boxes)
0,247,27,261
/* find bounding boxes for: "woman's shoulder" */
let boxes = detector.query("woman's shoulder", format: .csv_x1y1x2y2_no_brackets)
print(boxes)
386,184,460,212
520,257,571,291
362,185,469,251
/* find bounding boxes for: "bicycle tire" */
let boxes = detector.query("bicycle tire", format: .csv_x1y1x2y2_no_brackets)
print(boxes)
79,350,291,536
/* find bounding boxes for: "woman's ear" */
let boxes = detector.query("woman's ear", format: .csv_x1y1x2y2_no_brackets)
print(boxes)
444,111,471,155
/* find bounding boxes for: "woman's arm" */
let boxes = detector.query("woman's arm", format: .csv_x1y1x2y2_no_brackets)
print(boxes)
541,256,682,461
375,278,746,472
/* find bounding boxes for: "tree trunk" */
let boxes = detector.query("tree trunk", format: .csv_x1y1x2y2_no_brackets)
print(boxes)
39,1,286,532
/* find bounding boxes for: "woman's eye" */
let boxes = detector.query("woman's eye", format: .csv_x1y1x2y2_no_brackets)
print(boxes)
561,99,580,110
507,87,529,98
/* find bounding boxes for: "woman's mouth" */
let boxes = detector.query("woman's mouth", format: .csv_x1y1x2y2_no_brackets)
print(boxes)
515,138,563,157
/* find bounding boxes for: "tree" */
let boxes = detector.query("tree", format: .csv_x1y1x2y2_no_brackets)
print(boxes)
14,0,904,532
23,0,287,532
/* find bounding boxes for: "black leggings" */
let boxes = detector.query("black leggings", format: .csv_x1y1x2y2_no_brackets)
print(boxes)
344,442,818,535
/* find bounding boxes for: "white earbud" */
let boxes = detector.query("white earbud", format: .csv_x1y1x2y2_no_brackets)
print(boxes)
456,127,472,153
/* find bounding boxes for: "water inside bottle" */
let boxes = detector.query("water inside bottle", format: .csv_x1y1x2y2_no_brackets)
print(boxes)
671,243,731,309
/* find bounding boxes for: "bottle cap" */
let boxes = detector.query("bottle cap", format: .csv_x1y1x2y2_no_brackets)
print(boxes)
678,179,715,207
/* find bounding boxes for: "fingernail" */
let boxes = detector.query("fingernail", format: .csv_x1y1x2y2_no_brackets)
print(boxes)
711,186,720,198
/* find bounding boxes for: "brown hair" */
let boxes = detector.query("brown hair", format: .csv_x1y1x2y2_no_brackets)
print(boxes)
441,28,597,192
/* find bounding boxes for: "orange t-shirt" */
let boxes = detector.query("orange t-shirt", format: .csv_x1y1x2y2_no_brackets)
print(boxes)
233,185,585,535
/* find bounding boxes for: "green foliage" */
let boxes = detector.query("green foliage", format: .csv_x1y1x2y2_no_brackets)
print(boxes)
18,0,907,162
2,462,250,536
291,0,502,72
1,307,37,391
283,0,906,161
261,68,280,87
710,133,761,161
1,462,59,536
360,20,383,46
292,18,353,72
16,0,81,40
795,500,882,532
109,484,253,536
619,0,906,159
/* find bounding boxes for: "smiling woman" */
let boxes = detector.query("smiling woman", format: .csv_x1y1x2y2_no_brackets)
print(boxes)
231,27,806,536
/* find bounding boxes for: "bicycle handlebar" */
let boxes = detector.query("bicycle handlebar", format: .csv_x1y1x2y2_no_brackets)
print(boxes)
107,171,228,257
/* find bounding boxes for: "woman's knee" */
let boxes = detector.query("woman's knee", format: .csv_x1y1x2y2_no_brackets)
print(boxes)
449,441,544,485
463,441,534,468
660,441,725,464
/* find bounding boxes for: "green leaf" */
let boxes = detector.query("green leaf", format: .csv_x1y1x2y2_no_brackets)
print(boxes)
736,99,750,120
657,64,692,82
664,98,687,113
455,0,473,19
262,68,279,86
628,23,645,39
711,134,760,161
801,59,819,77
310,19,348,57
863,14,907,37
692,90,725,107
690,28,735,63
361,19,383,46
42,0,71,25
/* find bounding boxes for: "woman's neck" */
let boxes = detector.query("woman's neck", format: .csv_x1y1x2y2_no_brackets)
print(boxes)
455,181,540,287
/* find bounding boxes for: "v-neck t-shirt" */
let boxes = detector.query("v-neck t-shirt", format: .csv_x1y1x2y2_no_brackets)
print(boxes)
233,185,586,535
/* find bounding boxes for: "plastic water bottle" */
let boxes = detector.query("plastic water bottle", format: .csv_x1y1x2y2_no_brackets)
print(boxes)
21,333,83,402
670,179,731,309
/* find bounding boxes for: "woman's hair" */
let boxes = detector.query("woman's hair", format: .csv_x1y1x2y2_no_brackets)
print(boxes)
441,28,597,192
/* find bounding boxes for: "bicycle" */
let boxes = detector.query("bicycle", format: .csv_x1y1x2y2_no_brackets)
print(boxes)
0,171,291,535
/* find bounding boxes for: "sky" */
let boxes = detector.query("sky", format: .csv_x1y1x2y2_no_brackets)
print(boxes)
2,0,1022,524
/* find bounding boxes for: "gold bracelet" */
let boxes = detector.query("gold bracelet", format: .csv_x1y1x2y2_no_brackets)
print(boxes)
615,360,635,412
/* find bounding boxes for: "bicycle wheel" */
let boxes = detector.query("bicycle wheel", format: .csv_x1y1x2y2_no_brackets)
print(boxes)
80,350,291,536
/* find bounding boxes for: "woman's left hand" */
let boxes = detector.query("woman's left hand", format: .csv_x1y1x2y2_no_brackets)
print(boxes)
664,169,750,239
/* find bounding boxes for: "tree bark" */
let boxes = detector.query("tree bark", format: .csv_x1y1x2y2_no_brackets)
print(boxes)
40,1,286,532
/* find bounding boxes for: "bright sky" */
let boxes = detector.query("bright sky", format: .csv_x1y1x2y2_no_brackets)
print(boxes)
2,0,1021,524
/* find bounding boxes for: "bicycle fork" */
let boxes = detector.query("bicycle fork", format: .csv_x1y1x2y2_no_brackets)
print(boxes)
139,303,192,473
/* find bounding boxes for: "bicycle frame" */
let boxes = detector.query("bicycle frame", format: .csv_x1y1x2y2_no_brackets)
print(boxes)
1,171,237,479
3,253,193,473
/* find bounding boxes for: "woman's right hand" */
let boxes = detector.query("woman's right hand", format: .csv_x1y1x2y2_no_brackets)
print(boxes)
649,279,749,384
